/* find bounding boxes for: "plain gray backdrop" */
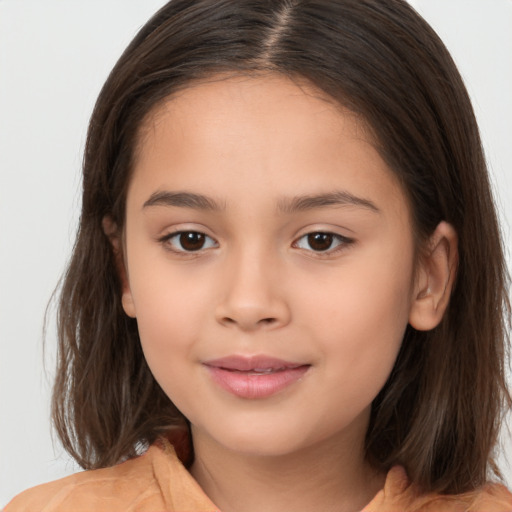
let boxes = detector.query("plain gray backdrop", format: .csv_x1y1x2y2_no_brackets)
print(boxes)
1,0,511,505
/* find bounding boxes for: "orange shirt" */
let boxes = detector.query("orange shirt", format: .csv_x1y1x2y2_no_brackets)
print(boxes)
5,439,512,512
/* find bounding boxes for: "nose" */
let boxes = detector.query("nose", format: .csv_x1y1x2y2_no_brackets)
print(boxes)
214,248,291,332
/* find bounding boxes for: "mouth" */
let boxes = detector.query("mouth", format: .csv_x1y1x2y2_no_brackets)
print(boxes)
203,355,311,399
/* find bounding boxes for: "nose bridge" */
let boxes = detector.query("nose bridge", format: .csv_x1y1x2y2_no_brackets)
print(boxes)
215,240,290,331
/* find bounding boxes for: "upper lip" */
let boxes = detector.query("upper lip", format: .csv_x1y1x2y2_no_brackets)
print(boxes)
203,355,307,372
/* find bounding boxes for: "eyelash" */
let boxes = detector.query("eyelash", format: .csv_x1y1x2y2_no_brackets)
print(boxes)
159,230,354,257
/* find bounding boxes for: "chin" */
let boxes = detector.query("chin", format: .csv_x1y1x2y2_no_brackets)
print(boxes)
198,419,323,458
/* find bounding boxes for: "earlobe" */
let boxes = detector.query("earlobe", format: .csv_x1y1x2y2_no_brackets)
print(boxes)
408,221,458,331
102,216,137,319
121,291,137,319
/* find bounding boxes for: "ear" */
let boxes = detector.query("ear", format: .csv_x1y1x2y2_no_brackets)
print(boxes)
408,221,458,331
102,216,136,318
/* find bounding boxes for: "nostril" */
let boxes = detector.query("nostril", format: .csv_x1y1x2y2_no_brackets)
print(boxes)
221,316,276,327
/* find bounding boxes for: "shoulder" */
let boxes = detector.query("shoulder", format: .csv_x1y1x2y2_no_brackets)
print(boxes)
4,444,164,512
463,482,512,512
4,440,217,512
364,466,512,512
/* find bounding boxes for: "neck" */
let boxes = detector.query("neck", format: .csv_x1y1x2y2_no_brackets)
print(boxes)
189,425,385,512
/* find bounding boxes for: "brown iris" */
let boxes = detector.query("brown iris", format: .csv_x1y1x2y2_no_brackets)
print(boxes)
307,233,334,251
179,232,206,251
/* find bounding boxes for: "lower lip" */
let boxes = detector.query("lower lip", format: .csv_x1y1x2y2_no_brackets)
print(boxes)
205,365,310,399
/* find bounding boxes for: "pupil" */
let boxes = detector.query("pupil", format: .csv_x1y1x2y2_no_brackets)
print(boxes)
308,233,333,251
180,232,205,251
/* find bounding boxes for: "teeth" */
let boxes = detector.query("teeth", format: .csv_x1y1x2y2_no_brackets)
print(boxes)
247,367,288,374
220,366,298,374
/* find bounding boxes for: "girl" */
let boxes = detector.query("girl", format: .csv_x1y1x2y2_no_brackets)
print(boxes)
5,0,512,510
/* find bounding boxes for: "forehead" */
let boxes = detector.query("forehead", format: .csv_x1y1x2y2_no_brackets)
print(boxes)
128,73,407,221
135,73,370,158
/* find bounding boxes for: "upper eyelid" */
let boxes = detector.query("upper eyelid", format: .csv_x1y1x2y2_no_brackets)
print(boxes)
160,228,350,240
294,230,352,240
159,226,216,241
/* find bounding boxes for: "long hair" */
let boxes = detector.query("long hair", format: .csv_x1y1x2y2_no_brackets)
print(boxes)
52,0,511,493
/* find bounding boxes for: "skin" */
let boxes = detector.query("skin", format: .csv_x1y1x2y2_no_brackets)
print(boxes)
113,74,457,512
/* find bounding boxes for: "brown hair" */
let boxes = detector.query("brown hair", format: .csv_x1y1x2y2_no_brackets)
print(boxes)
52,0,511,494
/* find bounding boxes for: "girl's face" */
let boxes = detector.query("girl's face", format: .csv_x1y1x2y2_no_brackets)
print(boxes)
121,74,421,458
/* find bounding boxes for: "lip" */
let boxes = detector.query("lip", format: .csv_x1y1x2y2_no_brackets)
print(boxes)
203,355,310,399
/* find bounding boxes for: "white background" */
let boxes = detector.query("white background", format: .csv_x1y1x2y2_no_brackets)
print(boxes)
1,0,511,505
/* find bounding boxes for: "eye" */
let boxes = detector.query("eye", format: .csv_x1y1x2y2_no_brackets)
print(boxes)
293,232,353,253
161,231,218,253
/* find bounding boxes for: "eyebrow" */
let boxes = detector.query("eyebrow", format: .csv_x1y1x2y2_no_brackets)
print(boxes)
276,190,380,214
143,191,226,211
142,190,379,214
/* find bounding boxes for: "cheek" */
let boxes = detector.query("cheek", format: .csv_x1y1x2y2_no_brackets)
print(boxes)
125,254,213,384
134,282,206,350
134,287,203,408
127,239,212,331
302,251,412,327
296,248,414,389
